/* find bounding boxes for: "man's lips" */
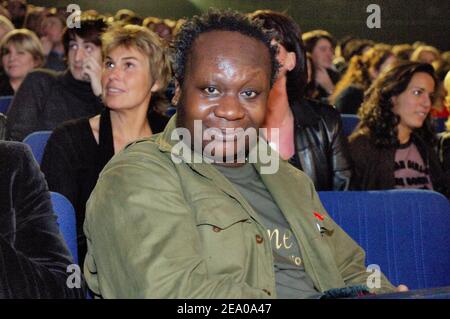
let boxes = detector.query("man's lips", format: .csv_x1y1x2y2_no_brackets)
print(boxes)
203,127,247,141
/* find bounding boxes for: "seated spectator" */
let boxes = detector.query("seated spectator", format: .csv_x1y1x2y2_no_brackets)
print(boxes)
23,5,46,37
410,45,441,69
438,70,450,173
304,52,319,99
83,10,402,299
0,29,44,95
40,9,66,71
0,15,15,42
330,45,396,114
334,38,374,75
41,24,171,267
250,10,352,191
6,0,27,28
0,140,85,298
6,15,107,141
302,29,340,102
392,43,414,62
114,8,136,22
349,62,449,197
143,16,175,43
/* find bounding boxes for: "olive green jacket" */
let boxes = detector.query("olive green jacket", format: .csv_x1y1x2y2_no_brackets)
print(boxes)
84,116,395,298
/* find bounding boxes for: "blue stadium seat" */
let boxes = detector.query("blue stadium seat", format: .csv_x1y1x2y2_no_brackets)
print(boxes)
22,131,52,165
318,190,450,290
433,117,447,133
0,95,13,114
50,192,78,265
340,114,359,137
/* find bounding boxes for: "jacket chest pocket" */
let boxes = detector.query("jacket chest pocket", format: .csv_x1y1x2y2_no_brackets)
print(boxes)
194,197,254,276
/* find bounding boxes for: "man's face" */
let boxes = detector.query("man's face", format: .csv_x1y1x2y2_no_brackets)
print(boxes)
175,31,272,164
67,35,102,82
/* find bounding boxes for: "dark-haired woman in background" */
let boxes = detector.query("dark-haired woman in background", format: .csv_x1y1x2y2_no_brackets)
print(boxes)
250,10,352,191
302,29,340,102
349,62,449,197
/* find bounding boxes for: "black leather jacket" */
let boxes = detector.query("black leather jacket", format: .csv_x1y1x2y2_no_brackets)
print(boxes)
289,98,352,191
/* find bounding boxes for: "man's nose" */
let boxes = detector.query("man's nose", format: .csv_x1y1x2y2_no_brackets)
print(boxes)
74,47,86,62
214,94,245,121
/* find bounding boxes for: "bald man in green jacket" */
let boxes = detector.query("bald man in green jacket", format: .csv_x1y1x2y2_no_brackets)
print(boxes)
83,10,401,298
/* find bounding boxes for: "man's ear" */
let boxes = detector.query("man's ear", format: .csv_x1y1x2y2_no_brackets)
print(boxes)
172,79,181,106
285,51,296,71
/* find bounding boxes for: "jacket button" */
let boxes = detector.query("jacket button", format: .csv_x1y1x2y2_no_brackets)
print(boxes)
212,226,221,233
255,234,264,244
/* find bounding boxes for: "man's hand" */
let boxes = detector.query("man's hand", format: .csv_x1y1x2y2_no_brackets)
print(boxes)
40,36,53,56
396,284,409,292
315,66,334,94
82,56,102,97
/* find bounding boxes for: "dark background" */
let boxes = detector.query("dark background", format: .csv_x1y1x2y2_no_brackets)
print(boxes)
31,0,450,51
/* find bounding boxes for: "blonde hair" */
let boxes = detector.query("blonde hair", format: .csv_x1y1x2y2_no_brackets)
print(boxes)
444,70,450,131
101,24,172,92
410,45,440,63
0,29,45,67
0,15,14,34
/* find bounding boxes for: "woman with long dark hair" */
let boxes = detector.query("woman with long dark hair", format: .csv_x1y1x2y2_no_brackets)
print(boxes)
250,10,352,191
349,61,449,197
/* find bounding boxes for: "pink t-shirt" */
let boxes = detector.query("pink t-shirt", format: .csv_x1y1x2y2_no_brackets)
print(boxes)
394,141,433,190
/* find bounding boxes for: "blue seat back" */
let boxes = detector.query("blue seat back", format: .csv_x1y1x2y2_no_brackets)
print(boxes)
0,95,13,114
340,114,359,137
433,118,447,133
22,131,52,165
50,192,78,264
318,190,450,290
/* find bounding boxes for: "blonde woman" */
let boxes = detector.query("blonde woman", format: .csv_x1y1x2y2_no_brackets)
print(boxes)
41,24,171,266
0,28,44,95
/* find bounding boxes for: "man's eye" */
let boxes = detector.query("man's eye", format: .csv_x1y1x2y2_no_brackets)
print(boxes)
204,87,219,95
69,43,78,50
241,90,257,98
413,89,422,96
105,61,114,69
125,62,135,69
85,45,94,53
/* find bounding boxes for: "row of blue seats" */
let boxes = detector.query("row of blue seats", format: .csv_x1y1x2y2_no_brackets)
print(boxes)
51,186,450,291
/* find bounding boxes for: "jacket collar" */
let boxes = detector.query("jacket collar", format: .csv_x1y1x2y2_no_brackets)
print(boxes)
291,98,322,127
155,115,339,291
156,115,335,236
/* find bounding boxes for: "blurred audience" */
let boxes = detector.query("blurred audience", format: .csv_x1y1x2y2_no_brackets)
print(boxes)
410,45,441,70
392,43,414,61
437,71,450,173
0,14,14,41
6,0,26,28
6,15,107,141
330,45,396,114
